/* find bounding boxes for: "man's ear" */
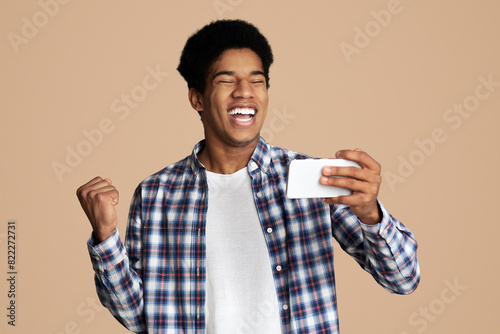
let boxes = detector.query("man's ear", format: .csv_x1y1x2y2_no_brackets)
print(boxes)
188,88,204,113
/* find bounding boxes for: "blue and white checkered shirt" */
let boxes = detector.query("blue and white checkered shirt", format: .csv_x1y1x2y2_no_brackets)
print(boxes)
87,137,420,333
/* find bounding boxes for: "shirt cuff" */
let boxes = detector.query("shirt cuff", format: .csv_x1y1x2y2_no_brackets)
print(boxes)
87,229,126,273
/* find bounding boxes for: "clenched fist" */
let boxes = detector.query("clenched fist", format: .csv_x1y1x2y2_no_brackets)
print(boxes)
76,177,119,243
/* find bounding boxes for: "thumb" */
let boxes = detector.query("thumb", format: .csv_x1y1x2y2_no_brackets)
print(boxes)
104,178,119,206
111,194,119,206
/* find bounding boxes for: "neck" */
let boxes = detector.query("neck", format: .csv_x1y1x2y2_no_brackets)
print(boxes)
198,137,260,174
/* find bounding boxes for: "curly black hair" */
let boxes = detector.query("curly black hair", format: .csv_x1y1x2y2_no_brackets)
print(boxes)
177,19,274,94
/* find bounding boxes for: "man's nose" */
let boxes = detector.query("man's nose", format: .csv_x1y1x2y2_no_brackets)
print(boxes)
232,80,254,99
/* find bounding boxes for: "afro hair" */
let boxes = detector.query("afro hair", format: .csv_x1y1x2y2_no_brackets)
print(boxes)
177,19,274,94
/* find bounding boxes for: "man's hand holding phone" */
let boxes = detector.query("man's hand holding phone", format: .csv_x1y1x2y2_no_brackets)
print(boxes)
320,149,382,225
287,149,382,225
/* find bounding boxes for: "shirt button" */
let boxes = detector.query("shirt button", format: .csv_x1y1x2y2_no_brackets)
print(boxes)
276,265,282,272
256,192,262,198
282,304,289,310
251,161,257,169
267,227,273,233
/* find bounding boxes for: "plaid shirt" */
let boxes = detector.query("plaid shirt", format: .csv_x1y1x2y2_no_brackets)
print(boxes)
88,137,420,333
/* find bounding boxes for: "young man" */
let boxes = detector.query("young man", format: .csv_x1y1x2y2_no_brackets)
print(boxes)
77,20,419,333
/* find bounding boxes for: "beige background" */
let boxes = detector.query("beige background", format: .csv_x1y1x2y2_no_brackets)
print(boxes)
1,0,499,333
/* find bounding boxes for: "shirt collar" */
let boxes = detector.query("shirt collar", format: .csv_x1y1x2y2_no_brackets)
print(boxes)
187,137,272,175
248,137,271,175
188,139,207,174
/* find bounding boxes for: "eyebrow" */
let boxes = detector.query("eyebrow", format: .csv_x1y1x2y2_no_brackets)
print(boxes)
212,70,266,80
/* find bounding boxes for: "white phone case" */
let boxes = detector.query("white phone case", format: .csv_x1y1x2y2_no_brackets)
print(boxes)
286,159,361,199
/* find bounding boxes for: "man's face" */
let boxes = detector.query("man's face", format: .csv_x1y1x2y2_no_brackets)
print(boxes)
194,48,269,149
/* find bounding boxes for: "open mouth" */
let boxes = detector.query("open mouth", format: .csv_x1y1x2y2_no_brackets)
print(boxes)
227,107,256,122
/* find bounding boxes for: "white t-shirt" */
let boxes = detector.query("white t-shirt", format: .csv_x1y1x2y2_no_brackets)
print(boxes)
205,167,282,334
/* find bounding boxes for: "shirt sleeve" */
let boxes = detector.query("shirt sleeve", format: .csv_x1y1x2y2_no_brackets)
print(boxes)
331,201,420,294
87,187,147,334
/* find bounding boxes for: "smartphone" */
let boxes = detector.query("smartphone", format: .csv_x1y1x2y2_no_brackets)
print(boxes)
286,159,361,199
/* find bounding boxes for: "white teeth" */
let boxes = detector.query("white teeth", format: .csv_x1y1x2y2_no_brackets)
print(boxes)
234,117,252,122
228,108,256,116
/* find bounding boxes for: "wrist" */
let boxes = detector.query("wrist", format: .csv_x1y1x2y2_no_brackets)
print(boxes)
358,203,383,226
93,228,115,244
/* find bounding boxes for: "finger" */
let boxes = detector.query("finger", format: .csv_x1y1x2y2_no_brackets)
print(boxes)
321,194,358,206
102,187,119,205
322,167,381,187
335,149,381,173
77,177,101,197
322,165,366,179
320,175,366,193
76,177,111,197
88,186,118,202
83,180,115,196
82,176,105,188
93,189,119,206
109,189,119,205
